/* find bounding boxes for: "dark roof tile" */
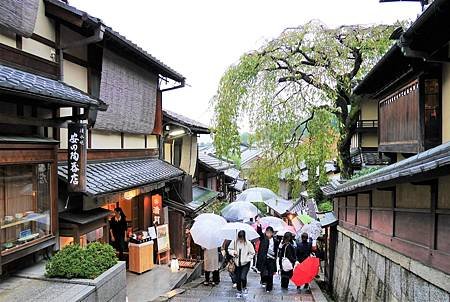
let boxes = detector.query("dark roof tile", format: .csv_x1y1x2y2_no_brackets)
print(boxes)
163,109,209,134
58,158,184,196
0,64,102,108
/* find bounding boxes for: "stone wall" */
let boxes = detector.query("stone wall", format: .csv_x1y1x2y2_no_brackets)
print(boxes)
333,229,450,302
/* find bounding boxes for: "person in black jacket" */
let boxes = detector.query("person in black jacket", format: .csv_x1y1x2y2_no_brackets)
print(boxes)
256,220,279,292
110,207,128,261
296,232,313,290
278,232,296,289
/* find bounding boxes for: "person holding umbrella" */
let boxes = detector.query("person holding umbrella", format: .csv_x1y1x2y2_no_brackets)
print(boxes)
296,232,315,291
256,219,279,292
278,232,296,290
203,248,220,286
228,230,255,298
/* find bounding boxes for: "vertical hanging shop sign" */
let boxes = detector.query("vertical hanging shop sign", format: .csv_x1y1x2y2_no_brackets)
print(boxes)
67,123,87,192
152,194,162,225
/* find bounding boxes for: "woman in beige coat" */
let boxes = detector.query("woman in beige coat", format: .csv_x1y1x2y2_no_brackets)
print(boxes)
203,248,220,285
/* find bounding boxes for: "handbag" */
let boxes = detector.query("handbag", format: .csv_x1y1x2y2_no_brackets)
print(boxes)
227,259,236,273
281,244,293,272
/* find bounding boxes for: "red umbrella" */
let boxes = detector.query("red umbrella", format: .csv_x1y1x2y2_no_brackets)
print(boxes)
291,257,320,286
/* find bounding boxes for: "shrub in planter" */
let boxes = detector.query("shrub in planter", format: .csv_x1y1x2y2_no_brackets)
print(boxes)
46,242,118,279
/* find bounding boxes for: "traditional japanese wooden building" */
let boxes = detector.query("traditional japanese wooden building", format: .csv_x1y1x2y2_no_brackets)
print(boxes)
325,1,450,300
0,0,107,273
162,109,220,257
0,0,190,271
39,0,190,255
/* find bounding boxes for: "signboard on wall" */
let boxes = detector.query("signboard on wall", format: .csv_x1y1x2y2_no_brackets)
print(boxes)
67,123,87,192
152,194,162,225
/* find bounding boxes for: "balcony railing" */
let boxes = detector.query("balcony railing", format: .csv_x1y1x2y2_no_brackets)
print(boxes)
356,119,378,129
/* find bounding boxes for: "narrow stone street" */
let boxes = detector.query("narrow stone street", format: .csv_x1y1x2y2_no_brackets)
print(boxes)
170,270,323,302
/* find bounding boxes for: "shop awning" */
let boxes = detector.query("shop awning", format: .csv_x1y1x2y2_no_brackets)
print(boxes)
231,179,246,192
0,64,106,109
59,208,112,225
317,212,338,227
58,158,185,196
187,186,219,212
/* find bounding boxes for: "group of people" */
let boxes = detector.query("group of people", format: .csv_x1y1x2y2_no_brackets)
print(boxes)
202,218,319,298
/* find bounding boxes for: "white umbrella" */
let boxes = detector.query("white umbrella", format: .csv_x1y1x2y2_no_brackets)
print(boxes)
221,201,260,222
236,187,278,203
300,220,322,240
221,222,260,241
275,225,297,237
259,216,287,230
190,219,226,249
195,213,227,225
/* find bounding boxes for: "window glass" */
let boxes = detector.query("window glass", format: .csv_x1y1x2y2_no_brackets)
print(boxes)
424,79,440,144
0,164,51,254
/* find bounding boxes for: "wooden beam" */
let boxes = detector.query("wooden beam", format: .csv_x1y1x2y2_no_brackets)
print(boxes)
430,180,438,250
16,35,22,49
376,187,396,192
0,43,58,79
0,113,67,128
31,33,56,48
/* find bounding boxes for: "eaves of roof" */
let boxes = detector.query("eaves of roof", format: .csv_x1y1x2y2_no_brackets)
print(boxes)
44,0,184,83
325,142,450,196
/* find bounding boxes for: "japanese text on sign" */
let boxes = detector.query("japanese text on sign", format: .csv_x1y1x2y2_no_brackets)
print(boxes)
67,123,87,192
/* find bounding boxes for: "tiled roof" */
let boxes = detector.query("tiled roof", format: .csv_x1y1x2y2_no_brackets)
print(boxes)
58,158,184,196
240,147,262,167
163,109,209,134
351,149,391,167
0,64,103,108
44,0,184,82
198,152,234,172
325,141,450,196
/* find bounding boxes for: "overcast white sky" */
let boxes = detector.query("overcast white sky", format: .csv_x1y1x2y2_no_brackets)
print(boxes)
71,0,421,132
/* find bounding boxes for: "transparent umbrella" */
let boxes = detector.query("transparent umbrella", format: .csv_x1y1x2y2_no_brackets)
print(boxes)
259,216,287,230
300,220,322,240
221,201,260,222
190,219,226,249
236,187,278,203
221,222,260,241
194,213,227,225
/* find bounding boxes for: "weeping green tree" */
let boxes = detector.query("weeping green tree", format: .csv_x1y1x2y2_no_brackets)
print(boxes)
212,21,397,180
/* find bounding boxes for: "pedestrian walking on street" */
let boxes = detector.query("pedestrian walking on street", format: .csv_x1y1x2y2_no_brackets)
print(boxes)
296,232,314,291
256,219,279,292
203,248,220,286
278,232,296,290
228,230,255,298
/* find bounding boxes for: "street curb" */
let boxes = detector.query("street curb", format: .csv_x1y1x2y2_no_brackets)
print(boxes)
310,280,328,302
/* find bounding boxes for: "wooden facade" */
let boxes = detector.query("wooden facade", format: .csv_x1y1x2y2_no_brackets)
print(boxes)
379,80,421,153
333,175,450,275
378,74,441,154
